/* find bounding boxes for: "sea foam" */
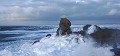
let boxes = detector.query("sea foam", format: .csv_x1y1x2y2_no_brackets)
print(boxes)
0,34,114,56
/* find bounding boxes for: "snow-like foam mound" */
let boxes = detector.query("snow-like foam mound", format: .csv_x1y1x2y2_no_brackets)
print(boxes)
86,25,98,34
33,34,114,56
0,34,114,56
0,50,13,56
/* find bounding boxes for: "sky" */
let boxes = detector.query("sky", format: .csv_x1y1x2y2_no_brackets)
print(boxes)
0,0,120,26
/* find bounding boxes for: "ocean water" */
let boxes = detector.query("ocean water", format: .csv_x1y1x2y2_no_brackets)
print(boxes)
0,24,120,56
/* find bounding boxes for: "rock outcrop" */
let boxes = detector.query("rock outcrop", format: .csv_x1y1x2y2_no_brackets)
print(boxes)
73,24,101,36
55,19,120,56
83,24,101,34
80,24,120,46
83,24,92,31
90,28,120,45
33,18,120,56
55,18,120,46
73,24,120,47
56,17,72,36
111,48,120,56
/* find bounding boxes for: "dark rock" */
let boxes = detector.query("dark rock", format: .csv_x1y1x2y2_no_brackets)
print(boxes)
90,28,120,45
56,17,72,36
94,25,101,30
32,40,40,45
83,24,101,32
79,30,86,36
73,30,86,36
73,25,101,36
59,17,71,27
46,34,51,37
110,48,120,56
83,24,92,31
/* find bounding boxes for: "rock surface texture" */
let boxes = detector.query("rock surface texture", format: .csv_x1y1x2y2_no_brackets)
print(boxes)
56,18,72,36
55,18,120,56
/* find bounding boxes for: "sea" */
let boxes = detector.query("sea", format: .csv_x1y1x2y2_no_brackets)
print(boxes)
0,24,120,56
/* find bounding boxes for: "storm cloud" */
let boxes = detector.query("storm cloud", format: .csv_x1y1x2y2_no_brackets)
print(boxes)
0,0,120,25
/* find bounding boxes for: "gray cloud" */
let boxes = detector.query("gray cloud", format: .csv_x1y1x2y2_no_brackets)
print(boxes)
0,0,120,25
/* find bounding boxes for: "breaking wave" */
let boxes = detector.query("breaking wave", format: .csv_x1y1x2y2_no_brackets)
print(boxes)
0,34,114,56
1,25,120,56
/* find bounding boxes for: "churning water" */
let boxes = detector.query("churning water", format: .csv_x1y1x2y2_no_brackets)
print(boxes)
0,24,120,56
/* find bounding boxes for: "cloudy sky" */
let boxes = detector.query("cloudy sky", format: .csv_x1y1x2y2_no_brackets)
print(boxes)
0,0,120,26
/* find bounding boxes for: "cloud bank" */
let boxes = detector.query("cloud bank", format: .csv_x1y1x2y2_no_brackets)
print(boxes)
0,0,120,25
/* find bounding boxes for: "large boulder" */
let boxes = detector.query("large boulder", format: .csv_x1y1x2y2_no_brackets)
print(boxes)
83,24,101,31
81,24,120,46
90,28,120,46
73,24,101,36
56,17,72,36
59,17,71,27
86,25,101,34
82,24,101,34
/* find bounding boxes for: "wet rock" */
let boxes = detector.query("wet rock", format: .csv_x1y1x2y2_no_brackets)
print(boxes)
32,40,40,45
83,24,92,31
82,24,120,46
46,34,52,37
72,24,92,36
56,17,72,36
87,25,101,34
94,25,101,30
73,30,86,36
110,48,120,56
83,24,101,31
59,17,71,27
90,28,120,45
74,24,101,36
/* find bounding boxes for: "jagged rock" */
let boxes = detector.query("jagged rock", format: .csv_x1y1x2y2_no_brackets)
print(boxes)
83,24,101,31
56,17,72,36
82,24,120,46
59,17,71,27
83,24,92,31
94,25,101,30
90,28,120,45
72,24,92,36
74,24,101,36
86,25,101,34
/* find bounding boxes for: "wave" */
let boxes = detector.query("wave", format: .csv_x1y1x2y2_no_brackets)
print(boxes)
1,25,120,56
0,34,114,56
0,26,55,31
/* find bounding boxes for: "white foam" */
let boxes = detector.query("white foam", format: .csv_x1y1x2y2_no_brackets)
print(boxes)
0,50,12,56
87,25,97,34
32,34,114,56
71,41,114,56
0,34,114,56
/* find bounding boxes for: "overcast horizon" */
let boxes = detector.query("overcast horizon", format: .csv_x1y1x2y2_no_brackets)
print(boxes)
0,0,120,26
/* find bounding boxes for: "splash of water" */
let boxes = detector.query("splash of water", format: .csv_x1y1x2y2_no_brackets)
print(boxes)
0,34,114,56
